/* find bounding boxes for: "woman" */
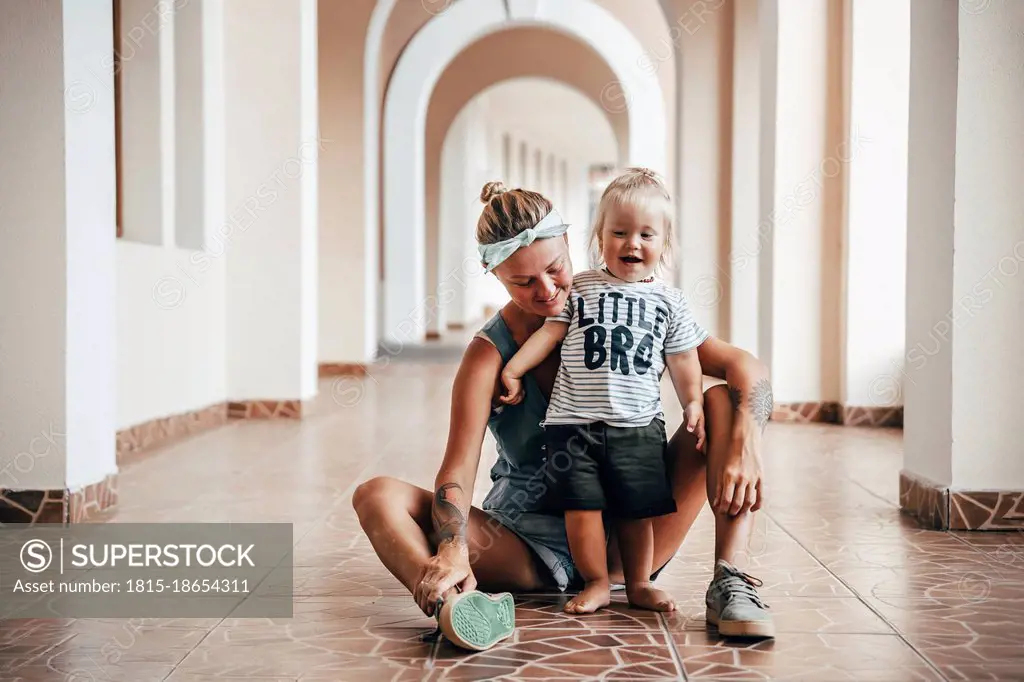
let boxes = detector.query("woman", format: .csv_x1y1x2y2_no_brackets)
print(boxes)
352,181,775,641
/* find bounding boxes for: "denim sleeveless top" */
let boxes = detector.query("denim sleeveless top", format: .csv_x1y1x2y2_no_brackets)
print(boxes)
477,313,558,515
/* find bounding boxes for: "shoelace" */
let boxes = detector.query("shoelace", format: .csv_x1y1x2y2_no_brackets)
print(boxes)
714,569,770,609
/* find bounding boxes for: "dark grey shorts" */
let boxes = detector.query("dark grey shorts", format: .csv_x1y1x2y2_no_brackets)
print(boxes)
543,420,677,519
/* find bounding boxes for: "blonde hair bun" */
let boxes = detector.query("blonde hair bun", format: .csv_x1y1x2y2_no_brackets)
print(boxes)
480,181,508,204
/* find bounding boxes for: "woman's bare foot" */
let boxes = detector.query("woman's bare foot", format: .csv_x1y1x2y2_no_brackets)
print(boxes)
564,579,611,614
626,582,676,612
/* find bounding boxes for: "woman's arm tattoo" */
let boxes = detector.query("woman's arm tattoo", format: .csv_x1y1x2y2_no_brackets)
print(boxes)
750,378,774,430
727,378,774,431
432,482,467,547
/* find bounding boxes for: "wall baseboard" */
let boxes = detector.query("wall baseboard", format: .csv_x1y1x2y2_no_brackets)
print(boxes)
117,402,228,465
0,474,117,524
318,362,368,377
900,470,1024,531
772,401,903,428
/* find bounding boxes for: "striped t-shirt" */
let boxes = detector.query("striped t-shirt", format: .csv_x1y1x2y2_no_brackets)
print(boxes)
543,269,709,428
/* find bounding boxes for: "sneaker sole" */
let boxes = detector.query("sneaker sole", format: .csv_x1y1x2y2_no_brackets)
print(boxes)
705,606,775,638
439,591,516,651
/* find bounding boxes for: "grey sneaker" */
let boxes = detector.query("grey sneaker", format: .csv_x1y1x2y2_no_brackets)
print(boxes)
705,559,775,638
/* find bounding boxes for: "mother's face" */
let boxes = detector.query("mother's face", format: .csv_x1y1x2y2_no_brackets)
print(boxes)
492,235,573,318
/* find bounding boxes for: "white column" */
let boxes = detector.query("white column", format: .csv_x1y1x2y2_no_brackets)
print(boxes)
565,159,591,273
440,103,489,328
842,0,909,411
319,1,376,364
728,0,760,354
174,0,204,250
757,0,832,403
119,0,175,246
904,0,1024,491
676,0,732,337
223,0,318,401
0,1,117,492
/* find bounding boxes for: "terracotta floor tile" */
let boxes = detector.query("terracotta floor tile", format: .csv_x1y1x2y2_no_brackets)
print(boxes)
832,566,1024,603
671,632,942,680
664,597,896,635
431,629,680,680
172,634,434,678
809,539,997,573
655,564,855,600
163,671,299,675
514,597,665,631
863,596,1024,639
11,365,1024,679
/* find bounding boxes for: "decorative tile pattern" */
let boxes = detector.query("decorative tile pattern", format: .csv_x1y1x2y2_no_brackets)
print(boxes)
317,362,368,377
900,470,950,529
0,475,116,524
5,367,1024,679
116,402,228,464
898,472,1024,531
68,474,118,523
842,405,904,428
950,491,1024,531
771,401,840,424
227,400,303,419
671,631,943,680
431,628,680,680
771,403,903,428
0,489,65,523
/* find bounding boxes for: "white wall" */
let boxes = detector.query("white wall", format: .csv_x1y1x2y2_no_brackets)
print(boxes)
904,0,958,486
842,0,909,408
223,0,318,401
175,0,205,250
319,0,376,364
64,0,119,490
119,0,174,246
117,243,227,431
949,0,1024,488
678,0,730,337
0,1,71,490
729,0,760,354
0,0,118,491
759,0,832,403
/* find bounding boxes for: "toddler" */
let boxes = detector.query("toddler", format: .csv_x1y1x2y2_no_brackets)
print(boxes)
500,167,708,614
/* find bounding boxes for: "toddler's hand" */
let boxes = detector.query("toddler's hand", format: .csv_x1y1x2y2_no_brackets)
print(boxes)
500,370,524,405
684,402,706,452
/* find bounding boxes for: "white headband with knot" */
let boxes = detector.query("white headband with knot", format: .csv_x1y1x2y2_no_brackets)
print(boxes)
478,209,570,272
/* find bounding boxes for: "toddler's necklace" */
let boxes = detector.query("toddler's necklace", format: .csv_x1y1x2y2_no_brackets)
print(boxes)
602,267,655,284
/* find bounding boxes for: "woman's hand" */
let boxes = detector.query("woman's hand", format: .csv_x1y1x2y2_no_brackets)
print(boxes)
712,419,765,516
413,544,478,617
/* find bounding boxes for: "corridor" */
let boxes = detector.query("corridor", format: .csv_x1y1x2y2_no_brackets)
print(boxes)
3,361,1021,681
2,0,1024,679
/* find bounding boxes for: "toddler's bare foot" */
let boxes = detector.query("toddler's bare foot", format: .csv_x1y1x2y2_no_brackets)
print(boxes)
564,579,611,614
626,582,676,612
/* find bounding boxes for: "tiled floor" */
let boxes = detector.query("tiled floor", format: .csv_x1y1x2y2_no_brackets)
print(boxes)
4,358,1024,680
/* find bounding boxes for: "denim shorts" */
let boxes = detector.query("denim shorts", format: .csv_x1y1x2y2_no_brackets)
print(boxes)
483,507,671,592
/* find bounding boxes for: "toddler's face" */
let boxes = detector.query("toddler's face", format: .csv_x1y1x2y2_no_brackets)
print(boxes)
599,201,667,282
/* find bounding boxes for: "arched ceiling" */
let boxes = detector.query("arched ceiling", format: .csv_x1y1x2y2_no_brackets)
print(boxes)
379,0,676,145
426,25,626,166
479,78,617,164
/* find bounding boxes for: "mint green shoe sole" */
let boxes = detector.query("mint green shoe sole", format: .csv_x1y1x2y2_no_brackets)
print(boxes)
439,591,516,651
